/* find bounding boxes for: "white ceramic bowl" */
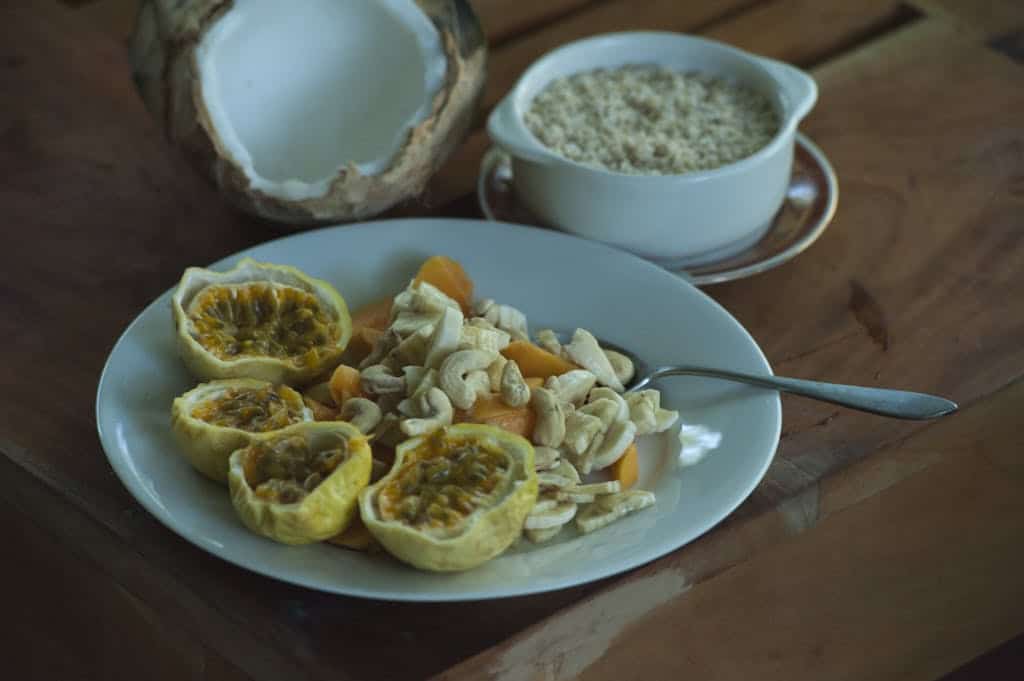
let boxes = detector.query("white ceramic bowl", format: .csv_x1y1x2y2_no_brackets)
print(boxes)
487,32,818,266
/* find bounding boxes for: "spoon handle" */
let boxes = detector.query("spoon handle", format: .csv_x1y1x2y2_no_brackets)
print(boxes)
643,367,958,420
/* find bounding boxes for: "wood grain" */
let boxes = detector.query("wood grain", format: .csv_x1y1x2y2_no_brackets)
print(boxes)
730,15,1024,508
69,0,604,46
4,1,1024,680
472,0,599,45
5,496,253,681
436,378,1024,681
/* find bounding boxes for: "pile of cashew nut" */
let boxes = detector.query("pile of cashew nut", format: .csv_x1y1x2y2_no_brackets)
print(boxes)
336,280,680,543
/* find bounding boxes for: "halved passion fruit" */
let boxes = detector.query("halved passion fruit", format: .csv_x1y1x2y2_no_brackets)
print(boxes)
171,378,312,483
228,421,371,545
360,424,538,571
172,258,352,385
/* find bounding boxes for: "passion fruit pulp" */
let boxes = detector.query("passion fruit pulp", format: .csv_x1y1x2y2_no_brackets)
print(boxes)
229,421,372,545
360,424,537,572
171,378,313,483
172,258,352,385
188,282,340,362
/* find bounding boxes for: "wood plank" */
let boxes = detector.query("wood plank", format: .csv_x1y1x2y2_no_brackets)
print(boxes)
911,0,1024,38
3,3,1023,681
72,0,605,46
435,378,1024,681
73,0,137,43
483,0,905,112
4,495,254,681
702,0,920,66
737,14,1024,505
473,0,598,45
477,0,752,115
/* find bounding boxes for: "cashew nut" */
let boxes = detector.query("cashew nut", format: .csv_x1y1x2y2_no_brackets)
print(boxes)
573,481,622,496
402,366,432,396
530,387,566,448
545,369,597,406
559,489,595,504
438,349,497,410
358,328,400,369
467,316,497,329
576,490,656,534
473,298,529,341
392,280,459,315
578,397,622,428
554,458,581,484
535,329,564,357
486,355,508,392
525,525,563,544
587,419,637,471
465,370,491,405
655,408,680,432
625,389,679,435
400,387,454,437
564,329,624,392
537,470,576,490
524,500,577,530
338,397,382,434
533,446,561,471
388,322,435,366
422,306,463,369
389,282,460,337
500,360,531,408
459,323,511,353
604,348,636,386
359,364,405,396
588,387,631,422
388,312,438,338
563,410,604,457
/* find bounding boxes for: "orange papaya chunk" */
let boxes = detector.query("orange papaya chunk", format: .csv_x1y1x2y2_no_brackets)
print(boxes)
351,296,393,332
455,393,536,439
303,395,340,422
345,326,383,365
328,364,363,406
413,256,473,312
610,442,639,489
327,516,378,552
502,341,577,379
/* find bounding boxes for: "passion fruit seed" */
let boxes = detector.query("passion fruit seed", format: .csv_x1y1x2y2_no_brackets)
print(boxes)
190,384,306,432
189,283,339,362
245,434,350,504
377,436,511,530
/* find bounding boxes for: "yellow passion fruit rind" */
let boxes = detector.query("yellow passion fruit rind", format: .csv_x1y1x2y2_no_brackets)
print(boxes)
170,378,313,483
228,421,372,545
359,424,538,572
172,258,352,385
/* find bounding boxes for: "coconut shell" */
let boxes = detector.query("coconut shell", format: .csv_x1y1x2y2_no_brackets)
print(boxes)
129,0,486,225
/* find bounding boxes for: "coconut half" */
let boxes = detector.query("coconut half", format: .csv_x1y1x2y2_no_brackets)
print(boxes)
130,0,485,224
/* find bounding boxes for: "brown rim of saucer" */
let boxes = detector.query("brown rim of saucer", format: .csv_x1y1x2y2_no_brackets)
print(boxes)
477,132,838,286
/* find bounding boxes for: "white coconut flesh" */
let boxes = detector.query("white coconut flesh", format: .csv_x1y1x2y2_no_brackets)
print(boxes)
196,0,447,201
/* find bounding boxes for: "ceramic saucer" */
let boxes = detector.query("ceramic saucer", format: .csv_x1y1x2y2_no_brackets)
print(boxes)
477,132,838,286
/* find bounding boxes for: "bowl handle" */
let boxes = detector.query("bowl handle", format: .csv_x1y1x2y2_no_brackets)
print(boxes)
486,95,555,165
756,57,818,122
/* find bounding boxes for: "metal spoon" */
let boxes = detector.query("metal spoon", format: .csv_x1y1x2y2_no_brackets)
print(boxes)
566,334,958,421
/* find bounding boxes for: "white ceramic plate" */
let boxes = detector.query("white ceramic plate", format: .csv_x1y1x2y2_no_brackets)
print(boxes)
96,218,780,601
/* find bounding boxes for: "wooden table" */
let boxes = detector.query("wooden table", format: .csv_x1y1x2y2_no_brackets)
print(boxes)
3,1,1023,679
